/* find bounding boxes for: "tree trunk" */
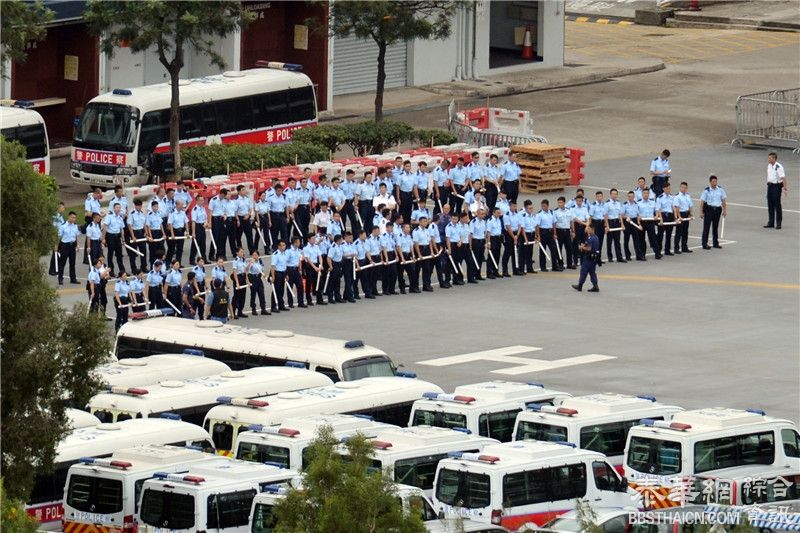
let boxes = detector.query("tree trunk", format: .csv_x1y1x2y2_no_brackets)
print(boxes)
374,40,387,123
168,65,181,178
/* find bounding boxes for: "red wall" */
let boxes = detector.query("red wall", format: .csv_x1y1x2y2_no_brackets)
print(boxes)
12,24,99,141
240,1,329,111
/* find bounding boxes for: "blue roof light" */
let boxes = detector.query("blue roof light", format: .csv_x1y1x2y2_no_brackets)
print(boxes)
183,348,204,356
112,89,132,96
284,361,306,368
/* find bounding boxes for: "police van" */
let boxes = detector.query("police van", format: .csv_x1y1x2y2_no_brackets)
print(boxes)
249,483,439,533
342,426,500,496
204,376,444,454
115,316,398,382
624,407,800,509
136,459,298,533
87,366,332,424
409,381,571,442
26,418,214,530
97,351,231,388
67,408,101,429
0,101,50,174
513,393,683,470
433,440,635,530
235,413,395,470
689,464,800,506
62,444,218,533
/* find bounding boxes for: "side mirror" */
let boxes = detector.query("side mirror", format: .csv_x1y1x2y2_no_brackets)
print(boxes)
437,510,445,519
618,476,629,492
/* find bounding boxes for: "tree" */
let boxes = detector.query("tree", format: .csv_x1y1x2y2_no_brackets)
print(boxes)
328,1,462,122
273,426,426,533
84,1,255,175
0,0,54,78
0,138,112,500
1,479,39,533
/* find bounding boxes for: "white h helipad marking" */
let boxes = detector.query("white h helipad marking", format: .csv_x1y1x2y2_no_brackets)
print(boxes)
418,346,616,375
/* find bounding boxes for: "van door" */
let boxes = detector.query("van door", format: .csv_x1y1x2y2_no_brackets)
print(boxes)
592,460,634,508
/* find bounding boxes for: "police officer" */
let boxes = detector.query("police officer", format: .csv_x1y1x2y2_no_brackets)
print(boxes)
637,188,659,259
572,223,600,293
181,271,199,319
673,181,693,254
50,202,65,275
588,191,607,267
302,233,324,306
486,207,504,279
354,230,374,299
286,236,305,307
164,260,183,314
412,218,434,292
380,223,399,295
231,248,249,317
109,185,128,217
167,200,188,265
341,170,359,232
432,159,451,215
536,200,560,272
204,279,233,323
367,226,384,295
224,188,239,258
521,200,539,274
114,271,131,331
765,152,787,229
650,149,671,197
86,212,104,266
326,235,345,303
145,201,165,261
633,177,648,202
248,251,269,316
414,162,430,206
395,224,417,294
55,211,80,285
174,181,192,207
355,171,377,234
340,232,357,302
483,154,502,211
190,195,209,264
700,175,727,249
130,269,146,313
429,213,450,289
468,210,487,283
209,188,229,259
126,199,148,271
268,184,290,249
192,258,207,319
295,174,314,237
553,197,574,270
570,196,589,267
211,256,229,290
103,203,126,275
87,256,103,312
445,213,464,285
448,158,469,214
622,191,643,261
146,260,165,310
655,182,676,258
396,161,417,225
235,185,254,253
501,152,522,203
605,188,626,263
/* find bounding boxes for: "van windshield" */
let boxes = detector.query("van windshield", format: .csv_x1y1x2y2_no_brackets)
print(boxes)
435,468,491,509
209,421,235,451
411,410,467,430
515,421,568,442
251,502,278,533
627,436,682,475
342,356,395,381
1,123,48,158
66,475,123,514
74,103,138,152
139,488,195,530
237,442,291,468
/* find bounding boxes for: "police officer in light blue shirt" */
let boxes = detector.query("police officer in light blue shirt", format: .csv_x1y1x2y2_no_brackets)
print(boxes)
553,198,574,270
495,192,511,217
57,211,81,284
468,211,487,282
649,149,671,197
448,158,469,214
325,236,345,303
103,204,126,275
483,155,502,211
192,259,207,315
501,153,522,203
604,189,625,263
395,225,417,293
411,202,431,227
302,234,324,305
655,183,677,257
536,200,559,271
700,175,726,249
340,172,358,233
174,182,192,206
167,201,189,265
235,185,255,254
432,161,451,214
229,249,248,317
637,188,659,257
126,199,148,272
114,271,131,331
673,181,693,254
109,185,128,216
621,191,642,261
414,162,430,204
146,260,165,309
587,192,608,266
485,208,504,278
85,212,104,265
380,225,399,295
285,238,304,307
84,190,102,224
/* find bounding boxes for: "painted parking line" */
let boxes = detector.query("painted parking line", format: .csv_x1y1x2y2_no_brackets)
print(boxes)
418,345,543,366
492,354,616,375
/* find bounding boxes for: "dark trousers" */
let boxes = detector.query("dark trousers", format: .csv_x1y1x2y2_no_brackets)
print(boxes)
327,262,343,301
702,206,722,246
106,233,125,274
148,230,165,261
485,183,499,212
590,221,605,264
502,180,520,204
469,240,484,281
193,282,205,319
295,205,311,237
450,185,466,214
399,252,416,291
273,270,288,309
487,236,502,276
370,255,382,294
358,201,374,233
767,183,783,226
287,266,303,305
57,242,77,282
89,239,103,265
128,230,147,272
341,200,358,232
435,250,448,285
359,258,373,296
383,252,398,293
167,285,182,314
556,228,574,267
651,176,667,198
256,215,271,254
503,234,521,274
270,213,288,250
451,245,466,282
434,187,450,215
539,229,558,270
624,221,643,260
211,217,225,258
249,274,266,312
342,261,355,300
577,259,598,288
238,217,255,253
417,246,433,289
225,219,238,258
231,274,246,315
87,282,101,312
399,191,413,224
304,262,321,303
148,286,163,310
115,296,129,331
606,220,623,261
166,228,186,265
641,220,658,254
523,233,536,272
572,225,586,265
189,223,207,264
675,211,690,252
657,213,675,254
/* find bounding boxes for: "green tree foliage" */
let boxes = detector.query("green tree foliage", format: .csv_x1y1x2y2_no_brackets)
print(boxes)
84,1,255,173
1,141,112,500
327,1,462,122
273,426,426,533
0,0,54,78
1,479,39,533
182,142,329,176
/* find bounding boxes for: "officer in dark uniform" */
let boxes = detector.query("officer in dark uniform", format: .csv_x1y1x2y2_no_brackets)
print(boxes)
204,279,233,323
572,223,600,293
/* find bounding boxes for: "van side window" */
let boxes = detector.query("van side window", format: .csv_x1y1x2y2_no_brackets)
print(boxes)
580,419,644,457
478,409,521,442
782,429,800,458
694,431,774,473
592,461,619,491
315,366,340,383
207,489,257,529
502,468,548,506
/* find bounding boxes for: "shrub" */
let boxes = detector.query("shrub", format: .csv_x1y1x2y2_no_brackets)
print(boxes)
291,124,349,154
343,120,415,156
412,128,457,147
182,142,329,176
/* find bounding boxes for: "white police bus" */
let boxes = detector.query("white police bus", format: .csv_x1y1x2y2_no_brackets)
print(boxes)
0,101,50,174
115,316,399,382
70,64,317,187
96,351,231,389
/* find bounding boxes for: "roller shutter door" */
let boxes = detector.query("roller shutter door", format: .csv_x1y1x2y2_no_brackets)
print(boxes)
332,35,407,95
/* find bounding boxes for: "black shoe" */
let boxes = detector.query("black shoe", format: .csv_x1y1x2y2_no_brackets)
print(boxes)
776,225,781,229
388,291,399,295
70,279,80,284
399,289,406,294
567,265,577,270
606,258,614,263
58,280,64,285
468,280,478,284
713,244,722,249
572,284,582,292
618,259,628,263
365,294,376,299
335,298,345,303
540,268,549,272
272,307,280,313
664,252,673,256
261,310,269,315
354,295,361,300
683,249,692,253
442,283,452,289
477,276,485,281
454,280,465,286
655,254,662,259
252,309,258,315
674,250,682,255
597,261,603,267
317,301,328,305
487,274,497,279
764,224,774,228
280,306,291,311
554,267,565,272
637,257,647,261
347,299,356,303
503,273,511,278
298,304,308,308
239,313,249,318
703,245,711,249
410,288,421,294
423,287,434,292
625,256,632,261
588,286,600,293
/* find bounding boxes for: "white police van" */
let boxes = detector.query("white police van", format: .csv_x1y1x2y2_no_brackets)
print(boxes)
66,408,101,429
249,483,440,533
137,459,298,533
204,376,443,455
513,393,683,471
26,418,214,531
96,351,231,389
433,441,635,531
409,381,571,442
624,407,800,509
62,444,217,533
115,317,398,382
235,413,395,470
87,366,332,425
341,426,499,496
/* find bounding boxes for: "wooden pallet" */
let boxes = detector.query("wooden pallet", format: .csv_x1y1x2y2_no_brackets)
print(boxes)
518,159,568,170
512,143,568,157
521,167,568,178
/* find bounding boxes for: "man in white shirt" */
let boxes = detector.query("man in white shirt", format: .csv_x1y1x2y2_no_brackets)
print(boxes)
372,183,397,211
765,151,787,230
312,202,333,234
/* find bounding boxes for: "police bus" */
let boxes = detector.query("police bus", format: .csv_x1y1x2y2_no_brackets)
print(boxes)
115,316,398,382
203,376,444,454
26,418,214,530
63,444,217,533
87,366,332,425
409,381,571,442
513,393,683,471
624,407,800,509
0,101,50,174
96,351,231,389
66,408,101,430
70,64,317,187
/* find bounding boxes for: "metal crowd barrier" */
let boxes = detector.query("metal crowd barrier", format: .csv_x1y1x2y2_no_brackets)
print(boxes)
448,99,548,148
733,88,799,152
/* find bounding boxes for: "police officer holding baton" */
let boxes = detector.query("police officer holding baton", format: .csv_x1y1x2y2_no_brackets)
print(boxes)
572,223,600,293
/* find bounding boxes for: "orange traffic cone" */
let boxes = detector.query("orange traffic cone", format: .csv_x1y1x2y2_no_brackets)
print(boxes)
521,25,534,59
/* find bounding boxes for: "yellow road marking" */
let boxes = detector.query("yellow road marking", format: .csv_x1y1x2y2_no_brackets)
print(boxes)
596,18,610,24
576,16,590,23
618,21,633,26
541,272,800,290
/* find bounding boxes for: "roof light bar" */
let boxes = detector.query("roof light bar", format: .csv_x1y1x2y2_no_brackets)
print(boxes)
131,308,175,320
258,61,303,71
448,451,500,463
262,484,287,494
554,441,577,448
79,457,133,469
112,88,132,96
183,348,204,356
640,418,692,431
152,472,205,483
247,425,300,437
217,396,269,408
372,440,393,450
746,408,766,416
527,403,578,416
637,395,657,402
422,392,476,404
395,370,417,378
284,361,306,369
527,382,545,388
452,427,472,435
108,386,149,396
14,99,34,108
263,461,286,469
160,413,181,420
